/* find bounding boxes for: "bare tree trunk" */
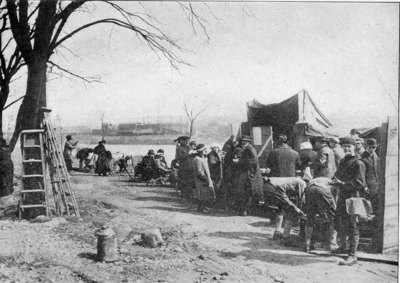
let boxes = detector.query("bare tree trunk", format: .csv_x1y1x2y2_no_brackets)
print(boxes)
0,85,10,139
189,121,194,138
9,59,47,151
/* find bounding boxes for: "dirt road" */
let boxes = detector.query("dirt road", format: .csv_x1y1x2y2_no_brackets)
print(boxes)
0,174,397,283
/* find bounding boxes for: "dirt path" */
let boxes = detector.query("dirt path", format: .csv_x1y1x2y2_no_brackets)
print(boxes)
0,174,397,283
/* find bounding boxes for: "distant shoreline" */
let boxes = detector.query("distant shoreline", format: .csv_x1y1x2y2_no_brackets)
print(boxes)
61,133,228,146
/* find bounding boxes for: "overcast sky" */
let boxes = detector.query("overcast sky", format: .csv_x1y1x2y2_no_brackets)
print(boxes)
4,2,399,131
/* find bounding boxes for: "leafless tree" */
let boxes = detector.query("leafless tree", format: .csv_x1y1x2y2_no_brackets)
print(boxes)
183,99,210,138
0,0,25,138
5,0,209,151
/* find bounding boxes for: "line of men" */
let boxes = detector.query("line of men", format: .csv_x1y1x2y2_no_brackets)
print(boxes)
174,131,379,266
264,133,379,266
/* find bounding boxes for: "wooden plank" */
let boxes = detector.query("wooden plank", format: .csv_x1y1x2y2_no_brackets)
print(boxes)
251,126,273,168
382,116,399,251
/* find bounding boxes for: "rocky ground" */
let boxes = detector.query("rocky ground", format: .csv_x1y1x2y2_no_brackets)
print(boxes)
0,173,398,283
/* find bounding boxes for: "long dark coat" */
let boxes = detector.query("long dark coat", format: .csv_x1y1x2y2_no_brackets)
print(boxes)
94,143,110,175
237,144,263,199
361,151,379,210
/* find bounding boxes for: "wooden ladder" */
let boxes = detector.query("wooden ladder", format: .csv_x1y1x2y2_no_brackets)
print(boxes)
19,129,49,219
42,110,80,217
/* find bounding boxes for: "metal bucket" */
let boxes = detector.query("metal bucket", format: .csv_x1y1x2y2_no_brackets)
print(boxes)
96,226,118,262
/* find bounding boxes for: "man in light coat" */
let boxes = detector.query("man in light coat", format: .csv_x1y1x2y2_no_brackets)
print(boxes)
193,144,215,212
312,136,336,179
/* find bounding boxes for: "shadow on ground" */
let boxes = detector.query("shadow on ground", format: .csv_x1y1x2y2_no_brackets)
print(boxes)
208,231,337,266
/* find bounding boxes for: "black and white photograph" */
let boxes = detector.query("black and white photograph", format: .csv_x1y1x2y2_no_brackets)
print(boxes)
0,1,398,282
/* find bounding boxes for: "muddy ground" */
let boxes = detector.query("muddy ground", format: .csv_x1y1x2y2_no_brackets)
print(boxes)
0,173,397,283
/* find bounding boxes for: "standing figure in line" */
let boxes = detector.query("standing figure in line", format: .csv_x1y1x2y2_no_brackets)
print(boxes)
312,136,336,179
298,141,317,179
208,143,224,208
355,138,365,157
63,135,78,172
329,137,345,169
235,135,263,216
175,136,194,199
332,136,366,266
361,138,380,212
266,134,300,177
193,144,215,212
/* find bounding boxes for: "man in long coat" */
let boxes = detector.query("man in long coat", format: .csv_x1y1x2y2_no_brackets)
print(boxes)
0,138,14,197
333,136,366,266
235,135,263,216
266,134,300,177
193,144,215,212
312,136,336,178
208,143,224,207
361,138,379,212
175,136,194,199
221,135,239,209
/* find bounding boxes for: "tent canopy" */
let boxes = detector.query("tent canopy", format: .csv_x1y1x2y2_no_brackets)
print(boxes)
247,90,333,138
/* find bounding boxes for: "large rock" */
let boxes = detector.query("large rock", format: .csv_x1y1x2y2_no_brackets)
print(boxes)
141,228,163,248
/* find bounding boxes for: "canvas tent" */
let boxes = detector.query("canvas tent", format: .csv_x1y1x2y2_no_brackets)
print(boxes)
246,90,334,152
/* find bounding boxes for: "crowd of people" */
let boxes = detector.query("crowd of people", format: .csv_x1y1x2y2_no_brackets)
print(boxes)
60,129,380,266
171,129,380,266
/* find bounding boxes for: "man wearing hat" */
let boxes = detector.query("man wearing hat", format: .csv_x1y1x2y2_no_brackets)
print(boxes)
329,137,345,168
332,136,366,266
349,129,360,139
63,135,78,172
312,136,336,179
234,135,263,216
175,136,195,199
266,134,300,177
193,143,215,212
361,138,380,213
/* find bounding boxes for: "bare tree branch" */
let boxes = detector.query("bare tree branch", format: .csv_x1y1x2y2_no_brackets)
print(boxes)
2,95,24,110
47,60,101,84
52,18,189,70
